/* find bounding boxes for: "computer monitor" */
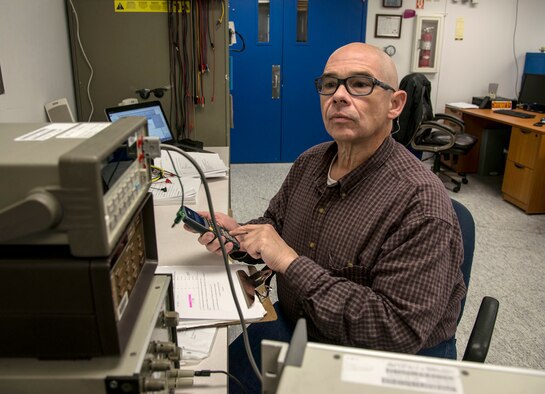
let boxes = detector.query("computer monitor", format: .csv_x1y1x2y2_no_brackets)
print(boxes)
518,73,545,113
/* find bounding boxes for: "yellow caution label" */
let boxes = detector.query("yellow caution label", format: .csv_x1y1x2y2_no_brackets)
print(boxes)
114,1,190,13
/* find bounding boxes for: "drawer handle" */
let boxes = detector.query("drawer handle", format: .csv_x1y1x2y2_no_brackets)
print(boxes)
514,163,525,169
520,129,532,134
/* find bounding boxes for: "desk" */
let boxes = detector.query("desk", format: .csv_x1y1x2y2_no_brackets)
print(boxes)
153,146,230,393
444,107,545,214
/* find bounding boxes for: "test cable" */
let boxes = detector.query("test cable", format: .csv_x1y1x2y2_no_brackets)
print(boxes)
169,369,249,394
161,144,263,385
163,150,186,209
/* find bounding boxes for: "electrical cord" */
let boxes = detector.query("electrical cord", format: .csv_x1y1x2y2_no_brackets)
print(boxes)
167,0,222,138
231,31,246,53
165,150,185,207
512,0,521,97
160,144,263,385
195,370,249,394
67,0,94,121
216,0,225,27
171,369,249,393
168,1,192,140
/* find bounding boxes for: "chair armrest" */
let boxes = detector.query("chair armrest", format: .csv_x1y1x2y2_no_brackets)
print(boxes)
434,113,465,131
410,120,456,152
462,296,499,363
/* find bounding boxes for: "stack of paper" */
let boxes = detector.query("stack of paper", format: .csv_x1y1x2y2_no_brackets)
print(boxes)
447,102,479,109
150,150,228,205
156,264,267,329
150,176,201,205
155,151,229,179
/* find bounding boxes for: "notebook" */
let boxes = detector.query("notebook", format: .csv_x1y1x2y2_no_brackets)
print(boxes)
105,100,175,144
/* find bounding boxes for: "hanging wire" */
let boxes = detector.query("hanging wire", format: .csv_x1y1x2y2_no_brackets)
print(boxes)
166,0,223,139
512,0,521,97
68,0,95,121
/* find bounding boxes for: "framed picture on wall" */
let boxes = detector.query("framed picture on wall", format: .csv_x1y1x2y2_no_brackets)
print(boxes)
383,0,402,8
375,14,402,39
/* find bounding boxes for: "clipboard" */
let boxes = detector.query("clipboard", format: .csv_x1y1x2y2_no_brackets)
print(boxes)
161,264,277,330
237,266,277,324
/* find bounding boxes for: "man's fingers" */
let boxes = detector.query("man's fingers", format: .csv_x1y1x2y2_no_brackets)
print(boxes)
198,232,216,245
229,229,249,236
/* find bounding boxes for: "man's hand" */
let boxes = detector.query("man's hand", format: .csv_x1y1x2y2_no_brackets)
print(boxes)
230,224,299,274
182,211,240,254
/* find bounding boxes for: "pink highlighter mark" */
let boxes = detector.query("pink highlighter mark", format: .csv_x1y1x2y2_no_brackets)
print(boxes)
188,294,193,308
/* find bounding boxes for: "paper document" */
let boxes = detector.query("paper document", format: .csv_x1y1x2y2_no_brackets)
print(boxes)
154,151,229,179
177,327,218,364
150,176,200,205
15,123,111,142
447,102,479,109
157,264,267,329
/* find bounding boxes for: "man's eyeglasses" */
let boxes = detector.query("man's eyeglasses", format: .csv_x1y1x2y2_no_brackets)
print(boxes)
314,75,396,96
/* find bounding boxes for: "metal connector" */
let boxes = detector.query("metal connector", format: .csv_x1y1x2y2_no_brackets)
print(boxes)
143,136,161,159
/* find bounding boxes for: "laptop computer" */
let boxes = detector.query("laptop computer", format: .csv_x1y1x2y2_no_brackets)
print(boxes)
105,100,207,152
105,100,176,144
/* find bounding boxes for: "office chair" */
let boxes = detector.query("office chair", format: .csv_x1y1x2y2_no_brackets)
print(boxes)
412,116,477,192
394,73,434,159
451,199,499,362
395,73,477,192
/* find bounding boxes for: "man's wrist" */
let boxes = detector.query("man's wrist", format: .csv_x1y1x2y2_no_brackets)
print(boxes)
277,251,299,274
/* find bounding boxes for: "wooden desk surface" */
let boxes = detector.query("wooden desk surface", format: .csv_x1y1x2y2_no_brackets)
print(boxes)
455,108,545,133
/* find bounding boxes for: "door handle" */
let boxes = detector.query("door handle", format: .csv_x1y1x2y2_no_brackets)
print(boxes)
272,65,281,99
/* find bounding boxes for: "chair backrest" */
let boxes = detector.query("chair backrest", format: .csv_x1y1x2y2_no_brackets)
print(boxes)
451,199,499,362
451,199,475,323
394,73,433,147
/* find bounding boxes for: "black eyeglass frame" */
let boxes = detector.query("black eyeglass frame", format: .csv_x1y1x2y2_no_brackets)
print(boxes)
314,75,396,97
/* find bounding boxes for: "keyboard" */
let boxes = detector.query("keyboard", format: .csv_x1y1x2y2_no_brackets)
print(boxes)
494,109,535,119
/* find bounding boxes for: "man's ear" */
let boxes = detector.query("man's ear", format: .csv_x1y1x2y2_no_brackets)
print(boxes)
389,90,407,119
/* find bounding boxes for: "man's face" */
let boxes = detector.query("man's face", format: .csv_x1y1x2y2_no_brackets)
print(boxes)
319,46,395,145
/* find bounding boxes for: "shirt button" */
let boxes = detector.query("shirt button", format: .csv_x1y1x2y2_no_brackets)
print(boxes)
309,242,316,249
346,261,353,267
341,192,347,199
318,207,325,214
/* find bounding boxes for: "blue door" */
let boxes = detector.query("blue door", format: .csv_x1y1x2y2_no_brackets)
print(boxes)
230,0,367,163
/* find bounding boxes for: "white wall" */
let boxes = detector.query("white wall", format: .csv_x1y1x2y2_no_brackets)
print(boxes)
1,1,544,123
0,0,75,122
366,0,545,111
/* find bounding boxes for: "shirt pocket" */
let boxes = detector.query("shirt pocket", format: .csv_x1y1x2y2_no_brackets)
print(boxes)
326,250,372,286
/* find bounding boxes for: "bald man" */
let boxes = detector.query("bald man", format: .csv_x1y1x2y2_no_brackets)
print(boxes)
191,43,465,392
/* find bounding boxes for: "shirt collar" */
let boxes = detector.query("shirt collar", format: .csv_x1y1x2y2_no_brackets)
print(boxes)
314,136,395,193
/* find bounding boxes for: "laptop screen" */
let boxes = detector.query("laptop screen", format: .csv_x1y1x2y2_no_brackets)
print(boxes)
105,101,173,143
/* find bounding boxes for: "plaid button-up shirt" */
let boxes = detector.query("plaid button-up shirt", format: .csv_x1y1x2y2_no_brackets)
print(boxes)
243,136,465,353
